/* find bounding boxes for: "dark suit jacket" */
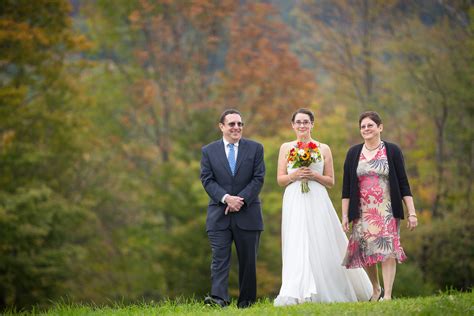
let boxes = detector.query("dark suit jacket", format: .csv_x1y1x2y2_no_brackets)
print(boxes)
342,140,412,222
200,138,265,232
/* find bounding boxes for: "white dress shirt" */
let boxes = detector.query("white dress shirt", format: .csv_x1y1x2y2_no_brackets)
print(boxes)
223,138,239,161
221,138,239,203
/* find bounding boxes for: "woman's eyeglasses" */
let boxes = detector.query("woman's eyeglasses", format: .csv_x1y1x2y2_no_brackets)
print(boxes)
293,120,312,126
360,123,376,130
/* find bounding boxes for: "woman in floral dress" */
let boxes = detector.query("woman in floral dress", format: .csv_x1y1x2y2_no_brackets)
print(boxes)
341,111,418,301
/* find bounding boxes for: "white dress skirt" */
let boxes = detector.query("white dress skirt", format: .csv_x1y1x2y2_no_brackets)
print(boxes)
274,158,372,306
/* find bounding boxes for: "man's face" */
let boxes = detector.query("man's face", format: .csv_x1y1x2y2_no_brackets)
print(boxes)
219,113,243,143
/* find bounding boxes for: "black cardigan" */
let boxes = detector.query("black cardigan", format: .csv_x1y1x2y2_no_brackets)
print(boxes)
342,141,412,222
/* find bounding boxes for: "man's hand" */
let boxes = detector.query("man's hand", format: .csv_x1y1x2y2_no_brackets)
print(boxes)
224,195,244,215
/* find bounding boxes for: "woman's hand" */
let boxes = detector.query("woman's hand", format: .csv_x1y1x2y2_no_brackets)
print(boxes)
290,168,305,181
299,167,314,180
341,216,349,232
407,215,418,231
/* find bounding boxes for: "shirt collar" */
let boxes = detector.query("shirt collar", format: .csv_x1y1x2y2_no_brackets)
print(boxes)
223,138,239,148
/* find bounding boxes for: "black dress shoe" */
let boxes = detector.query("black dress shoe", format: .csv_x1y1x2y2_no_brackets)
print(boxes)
378,288,385,301
204,296,229,308
369,288,384,302
237,300,254,309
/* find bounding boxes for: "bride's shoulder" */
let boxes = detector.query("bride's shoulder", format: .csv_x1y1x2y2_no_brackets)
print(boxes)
278,142,296,157
315,141,332,154
312,140,328,149
318,142,330,149
280,141,296,150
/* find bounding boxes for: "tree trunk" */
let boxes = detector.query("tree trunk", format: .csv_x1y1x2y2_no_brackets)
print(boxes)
432,99,448,217
362,0,373,106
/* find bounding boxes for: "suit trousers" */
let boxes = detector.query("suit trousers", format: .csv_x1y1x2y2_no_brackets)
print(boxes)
207,215,261,304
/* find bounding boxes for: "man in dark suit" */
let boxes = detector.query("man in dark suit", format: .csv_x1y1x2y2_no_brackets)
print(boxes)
200,109,265,308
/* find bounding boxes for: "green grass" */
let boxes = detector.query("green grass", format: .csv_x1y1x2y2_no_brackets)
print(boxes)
4,291,473,315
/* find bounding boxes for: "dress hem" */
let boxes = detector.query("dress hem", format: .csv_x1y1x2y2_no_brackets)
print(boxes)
343,250,407,269
274,294,319,306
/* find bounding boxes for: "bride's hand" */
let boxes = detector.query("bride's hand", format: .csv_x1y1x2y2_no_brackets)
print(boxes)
300,167,314,180
291,168,303,181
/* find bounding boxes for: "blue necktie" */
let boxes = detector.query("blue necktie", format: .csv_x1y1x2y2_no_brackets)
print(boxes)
228,143,236,175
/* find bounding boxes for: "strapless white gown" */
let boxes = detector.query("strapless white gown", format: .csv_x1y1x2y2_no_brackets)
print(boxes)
274,158,372,306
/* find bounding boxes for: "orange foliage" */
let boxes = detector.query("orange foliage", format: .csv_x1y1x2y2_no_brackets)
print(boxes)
124,0,239,161
217,3,317,135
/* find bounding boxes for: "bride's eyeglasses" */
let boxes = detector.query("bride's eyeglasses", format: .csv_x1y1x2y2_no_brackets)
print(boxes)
227,122,244,127
294,120,311,126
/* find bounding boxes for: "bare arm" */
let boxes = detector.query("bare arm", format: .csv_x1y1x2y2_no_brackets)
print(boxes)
341,198,350,232
403,195,418,230
308,143,335,188
277,143,294,187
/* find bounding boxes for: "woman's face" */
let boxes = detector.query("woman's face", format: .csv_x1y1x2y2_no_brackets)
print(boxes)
359,117,383,141
292,113,313,138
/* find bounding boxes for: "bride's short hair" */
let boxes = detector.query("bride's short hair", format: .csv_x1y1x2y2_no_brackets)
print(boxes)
291,108,314,123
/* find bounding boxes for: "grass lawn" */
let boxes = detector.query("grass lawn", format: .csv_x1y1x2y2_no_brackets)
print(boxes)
5,291,473,315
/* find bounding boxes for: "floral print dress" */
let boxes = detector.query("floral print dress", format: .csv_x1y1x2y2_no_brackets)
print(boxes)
343,142,407,268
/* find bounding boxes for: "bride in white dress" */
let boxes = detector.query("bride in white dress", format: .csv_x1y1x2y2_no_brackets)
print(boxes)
274,109,372,306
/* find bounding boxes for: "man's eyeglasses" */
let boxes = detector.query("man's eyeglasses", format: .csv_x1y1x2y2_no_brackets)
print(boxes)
294,120,312,126
227,122,244,127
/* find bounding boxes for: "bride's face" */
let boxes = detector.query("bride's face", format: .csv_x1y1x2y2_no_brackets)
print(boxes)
292,113,313,138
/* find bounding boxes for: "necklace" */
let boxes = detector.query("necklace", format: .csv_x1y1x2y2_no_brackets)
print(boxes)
364,142,381,151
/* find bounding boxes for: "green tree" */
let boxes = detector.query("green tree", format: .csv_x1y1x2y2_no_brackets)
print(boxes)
0,0,96,308
293,0,398,117
390,3,473,216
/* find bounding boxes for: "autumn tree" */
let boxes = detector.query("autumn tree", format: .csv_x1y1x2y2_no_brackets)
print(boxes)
217,2,316,136
78,0,241,299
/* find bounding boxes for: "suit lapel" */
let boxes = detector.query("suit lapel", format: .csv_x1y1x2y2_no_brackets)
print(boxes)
216,140,233,176
234,138,248,175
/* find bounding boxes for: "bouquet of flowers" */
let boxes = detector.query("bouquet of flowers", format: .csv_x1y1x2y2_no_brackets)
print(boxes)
287,141,322,193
